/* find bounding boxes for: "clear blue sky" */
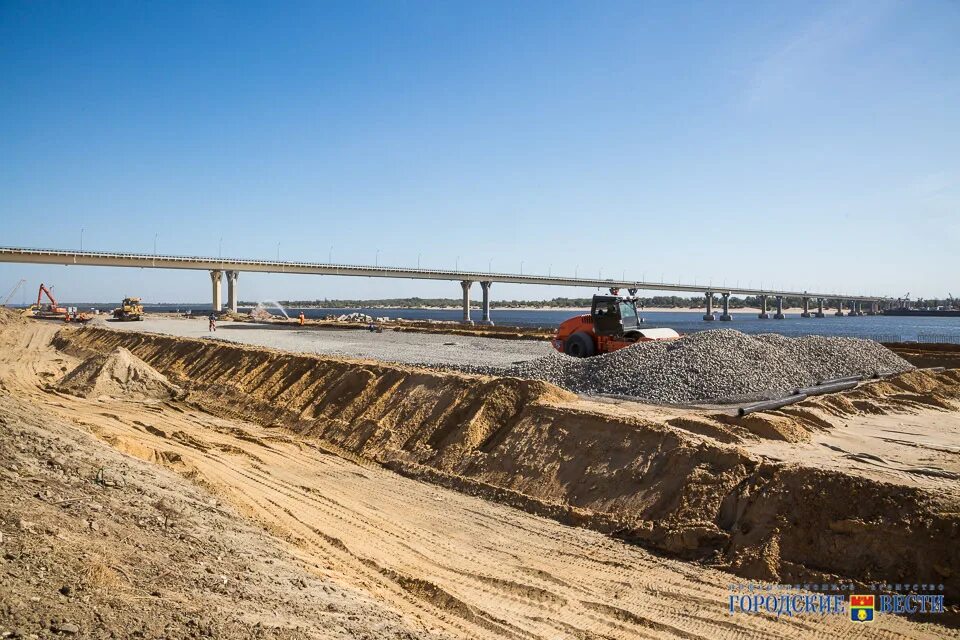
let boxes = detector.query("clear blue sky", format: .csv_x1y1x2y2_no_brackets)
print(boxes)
1,1,957,304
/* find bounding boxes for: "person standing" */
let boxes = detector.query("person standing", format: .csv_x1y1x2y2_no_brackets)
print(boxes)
299,311,305,326
208,312,216,332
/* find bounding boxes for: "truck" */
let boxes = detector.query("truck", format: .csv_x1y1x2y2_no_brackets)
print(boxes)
552,291,679,357
113,297,144,321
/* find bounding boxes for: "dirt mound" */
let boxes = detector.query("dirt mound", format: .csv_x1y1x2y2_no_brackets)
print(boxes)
57,347,183,400
0,306,27,326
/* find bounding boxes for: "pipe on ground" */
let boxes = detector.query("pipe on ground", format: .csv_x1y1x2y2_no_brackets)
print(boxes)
816,374,863,386
738,394,807,417
794,380,858,397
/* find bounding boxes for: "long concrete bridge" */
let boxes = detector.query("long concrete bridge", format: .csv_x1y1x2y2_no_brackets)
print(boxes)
0,247,890,324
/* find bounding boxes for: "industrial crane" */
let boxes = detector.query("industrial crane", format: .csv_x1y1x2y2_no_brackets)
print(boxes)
2,279,26,307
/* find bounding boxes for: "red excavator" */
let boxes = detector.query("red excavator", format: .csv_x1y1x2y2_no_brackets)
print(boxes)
25,283,91,322
552,290,679,357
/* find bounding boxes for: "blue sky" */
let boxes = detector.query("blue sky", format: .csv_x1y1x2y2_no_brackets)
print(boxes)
1,1,957,304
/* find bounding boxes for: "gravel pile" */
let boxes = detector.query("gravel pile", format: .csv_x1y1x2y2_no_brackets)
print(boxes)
453,329,913,404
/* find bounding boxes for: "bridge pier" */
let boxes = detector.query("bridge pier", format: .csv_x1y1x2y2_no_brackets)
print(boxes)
226,270,239,313
719,292,732,321
703,292,716,321
847,301,858,316
800,297,811,318
774,295,785,319
815,298,825,318
758,295,769,319
460,280,474,325
836,300,845,316
210,270,223,312
480,281,493,325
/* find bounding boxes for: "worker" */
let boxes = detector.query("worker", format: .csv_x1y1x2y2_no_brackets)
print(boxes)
298,311,305,326
208,312,216,332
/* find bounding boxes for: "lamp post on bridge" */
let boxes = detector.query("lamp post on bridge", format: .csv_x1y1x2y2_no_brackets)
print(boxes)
154,233,158,255
80,228,84,251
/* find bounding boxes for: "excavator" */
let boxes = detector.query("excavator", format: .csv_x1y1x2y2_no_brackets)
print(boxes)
552,289,679,357
24,283,91,323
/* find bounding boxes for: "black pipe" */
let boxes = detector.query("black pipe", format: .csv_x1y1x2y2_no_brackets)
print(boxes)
738,394,807,417
794,380,859,397
816,374,863,386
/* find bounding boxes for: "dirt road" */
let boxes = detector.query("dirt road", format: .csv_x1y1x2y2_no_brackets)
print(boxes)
1,318,956,638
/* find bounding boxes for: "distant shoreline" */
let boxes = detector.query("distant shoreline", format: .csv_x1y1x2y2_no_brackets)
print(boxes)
34,304,811,314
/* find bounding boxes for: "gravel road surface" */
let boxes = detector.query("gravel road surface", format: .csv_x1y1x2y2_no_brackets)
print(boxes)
98,317,552,366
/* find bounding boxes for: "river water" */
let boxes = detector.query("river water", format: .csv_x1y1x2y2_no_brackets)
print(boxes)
107,304,960,343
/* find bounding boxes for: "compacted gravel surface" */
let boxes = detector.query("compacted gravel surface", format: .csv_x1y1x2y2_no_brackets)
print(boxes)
100,317,552,367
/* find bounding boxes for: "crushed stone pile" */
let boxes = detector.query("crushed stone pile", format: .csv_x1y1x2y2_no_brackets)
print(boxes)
57,347,184,400
454,329,914,404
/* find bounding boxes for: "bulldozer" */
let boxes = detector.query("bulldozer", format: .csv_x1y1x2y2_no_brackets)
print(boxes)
552,290,679,357
113,297,144,321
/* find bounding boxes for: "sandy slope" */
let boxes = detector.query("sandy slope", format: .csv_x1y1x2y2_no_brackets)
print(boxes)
4,322,956,637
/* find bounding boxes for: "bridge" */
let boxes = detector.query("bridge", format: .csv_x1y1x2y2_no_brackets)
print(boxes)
0,246,889,324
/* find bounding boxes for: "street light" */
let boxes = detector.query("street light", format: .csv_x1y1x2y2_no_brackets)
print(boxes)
276,242,280,261
455,256,459,271
328,245,333,263
417,253,421,269
488,258,492,272
375,249,380,266
80,228,84,251
520,261,524,275
154,233,158,254
219,237,223,259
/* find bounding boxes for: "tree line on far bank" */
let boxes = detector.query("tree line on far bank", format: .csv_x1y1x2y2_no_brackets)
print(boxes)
250,295,842,309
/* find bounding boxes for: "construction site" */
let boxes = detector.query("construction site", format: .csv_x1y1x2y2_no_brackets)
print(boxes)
1,302,959,638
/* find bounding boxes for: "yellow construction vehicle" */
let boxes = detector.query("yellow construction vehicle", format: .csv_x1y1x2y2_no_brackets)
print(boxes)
113,297,144,321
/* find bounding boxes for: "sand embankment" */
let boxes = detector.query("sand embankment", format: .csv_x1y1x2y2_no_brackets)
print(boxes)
53,325,960,598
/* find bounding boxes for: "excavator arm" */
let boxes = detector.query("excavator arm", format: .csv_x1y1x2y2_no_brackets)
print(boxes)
37,283,58,307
